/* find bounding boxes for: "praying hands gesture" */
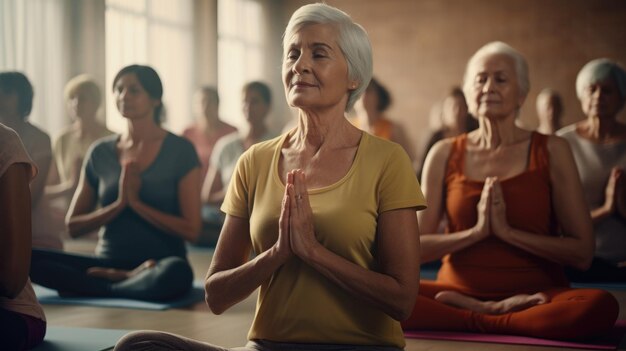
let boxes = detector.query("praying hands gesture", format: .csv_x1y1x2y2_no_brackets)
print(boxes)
284,169,318,261
473,177,511,242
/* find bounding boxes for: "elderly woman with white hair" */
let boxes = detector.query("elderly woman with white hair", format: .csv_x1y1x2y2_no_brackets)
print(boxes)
115,4,425,351
403,41,618,340
558,58,626,282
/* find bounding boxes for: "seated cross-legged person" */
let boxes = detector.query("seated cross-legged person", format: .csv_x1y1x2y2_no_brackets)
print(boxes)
402,42,619,340
558,58,626,282
30,65,201,301
0,123,46,350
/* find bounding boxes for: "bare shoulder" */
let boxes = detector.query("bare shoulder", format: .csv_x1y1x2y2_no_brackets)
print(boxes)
428,137,455,162
546,134,572,157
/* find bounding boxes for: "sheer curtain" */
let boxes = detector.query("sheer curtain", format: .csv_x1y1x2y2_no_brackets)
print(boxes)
217,0,265,134
105,0,194,134
0,0,68,136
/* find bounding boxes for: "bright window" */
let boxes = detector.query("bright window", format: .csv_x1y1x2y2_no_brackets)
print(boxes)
217,0,265,133
0,0,67,135
105,0,193,133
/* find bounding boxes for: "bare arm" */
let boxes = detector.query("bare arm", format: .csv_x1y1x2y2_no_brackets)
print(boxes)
489,137,594,270
205,184,293,314
45,157,81,200
129,166,202,242
590,167,624,222
201,163,226,205
418,140,489,263
29,144,52,207
0,164,33,298
66,165,126,238
288,171,421,321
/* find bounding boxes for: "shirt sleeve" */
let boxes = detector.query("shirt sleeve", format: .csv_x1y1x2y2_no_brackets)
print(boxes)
378,144,427,213
0,127,38,181
174,136,201,180
84,143,100,190
220,149,251,219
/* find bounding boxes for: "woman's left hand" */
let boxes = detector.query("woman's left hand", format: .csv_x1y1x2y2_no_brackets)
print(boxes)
124,161,142,205
287,169,319,260
489,177,512,240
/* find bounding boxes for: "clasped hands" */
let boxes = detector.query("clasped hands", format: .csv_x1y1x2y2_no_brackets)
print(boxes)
603,167,625,218
473,177,512,242
275,169,319,262
116,160,142,208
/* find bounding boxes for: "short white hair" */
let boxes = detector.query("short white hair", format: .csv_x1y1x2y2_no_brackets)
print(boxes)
575,58,626,99
463,41,530,99
283,3,373,112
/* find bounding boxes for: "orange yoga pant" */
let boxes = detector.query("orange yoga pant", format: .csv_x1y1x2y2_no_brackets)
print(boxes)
401,280,619,340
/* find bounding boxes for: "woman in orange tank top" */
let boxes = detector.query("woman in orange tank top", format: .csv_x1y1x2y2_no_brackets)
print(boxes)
402,41,619,340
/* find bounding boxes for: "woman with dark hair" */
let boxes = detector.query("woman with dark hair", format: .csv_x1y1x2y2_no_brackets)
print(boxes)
417,87,473,181
353,77,415,164
0,71,62,249
198,81,276,246
30,65,202,301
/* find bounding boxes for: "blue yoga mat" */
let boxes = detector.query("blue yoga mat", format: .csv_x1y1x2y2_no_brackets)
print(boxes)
572,282,626,291
34,280,205,311
32,326,130,351
420,263,626,290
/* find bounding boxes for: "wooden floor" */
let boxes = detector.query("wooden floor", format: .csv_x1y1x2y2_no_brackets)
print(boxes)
43,238,626,350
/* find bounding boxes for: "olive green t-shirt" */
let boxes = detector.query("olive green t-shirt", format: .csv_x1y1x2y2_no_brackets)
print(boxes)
222,132,426,348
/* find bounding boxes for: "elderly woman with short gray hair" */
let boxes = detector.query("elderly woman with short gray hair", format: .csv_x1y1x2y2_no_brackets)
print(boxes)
403,41,618,340
558,58,626,282
115,3,425,351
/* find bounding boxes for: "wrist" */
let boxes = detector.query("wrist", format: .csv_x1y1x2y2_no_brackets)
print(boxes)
298,236,321,263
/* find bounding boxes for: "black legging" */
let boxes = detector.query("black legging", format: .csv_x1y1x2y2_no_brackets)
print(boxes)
566,257,626,283
30,249,194,301
0,308,46,350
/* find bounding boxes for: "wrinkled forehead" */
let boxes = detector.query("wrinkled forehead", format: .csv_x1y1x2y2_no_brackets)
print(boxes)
469,53,517,76
283,22,340,51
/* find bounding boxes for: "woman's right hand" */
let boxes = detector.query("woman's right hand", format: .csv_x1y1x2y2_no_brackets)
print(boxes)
612,167,626,218
274,172,293,262
602,167,621,215
117,163,131,209
472,177,492,241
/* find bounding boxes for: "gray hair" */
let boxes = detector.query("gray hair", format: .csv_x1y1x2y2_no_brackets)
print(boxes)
283,3,373,112
575,58,626,99
463,41,530,99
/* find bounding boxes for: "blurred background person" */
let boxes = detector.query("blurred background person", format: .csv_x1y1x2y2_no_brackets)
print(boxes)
535,88,563,135
0,123,47,350
0,71,63,250
418,87,473,181
30,65,201,301
558,58,626,282
182,86,238,181
353,77,416,164
46,75,113,219
198,81,276,246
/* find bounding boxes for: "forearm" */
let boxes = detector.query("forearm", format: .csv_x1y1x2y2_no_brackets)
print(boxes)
420,229,481,263
302,244,417,321
503,228,593,270
129,200,200,242
590,205,612,224
207,190,226,205
45,180,77,200
205,246,286,314
67,200,124,238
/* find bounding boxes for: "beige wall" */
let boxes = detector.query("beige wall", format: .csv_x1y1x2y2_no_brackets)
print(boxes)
281,0,626,156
